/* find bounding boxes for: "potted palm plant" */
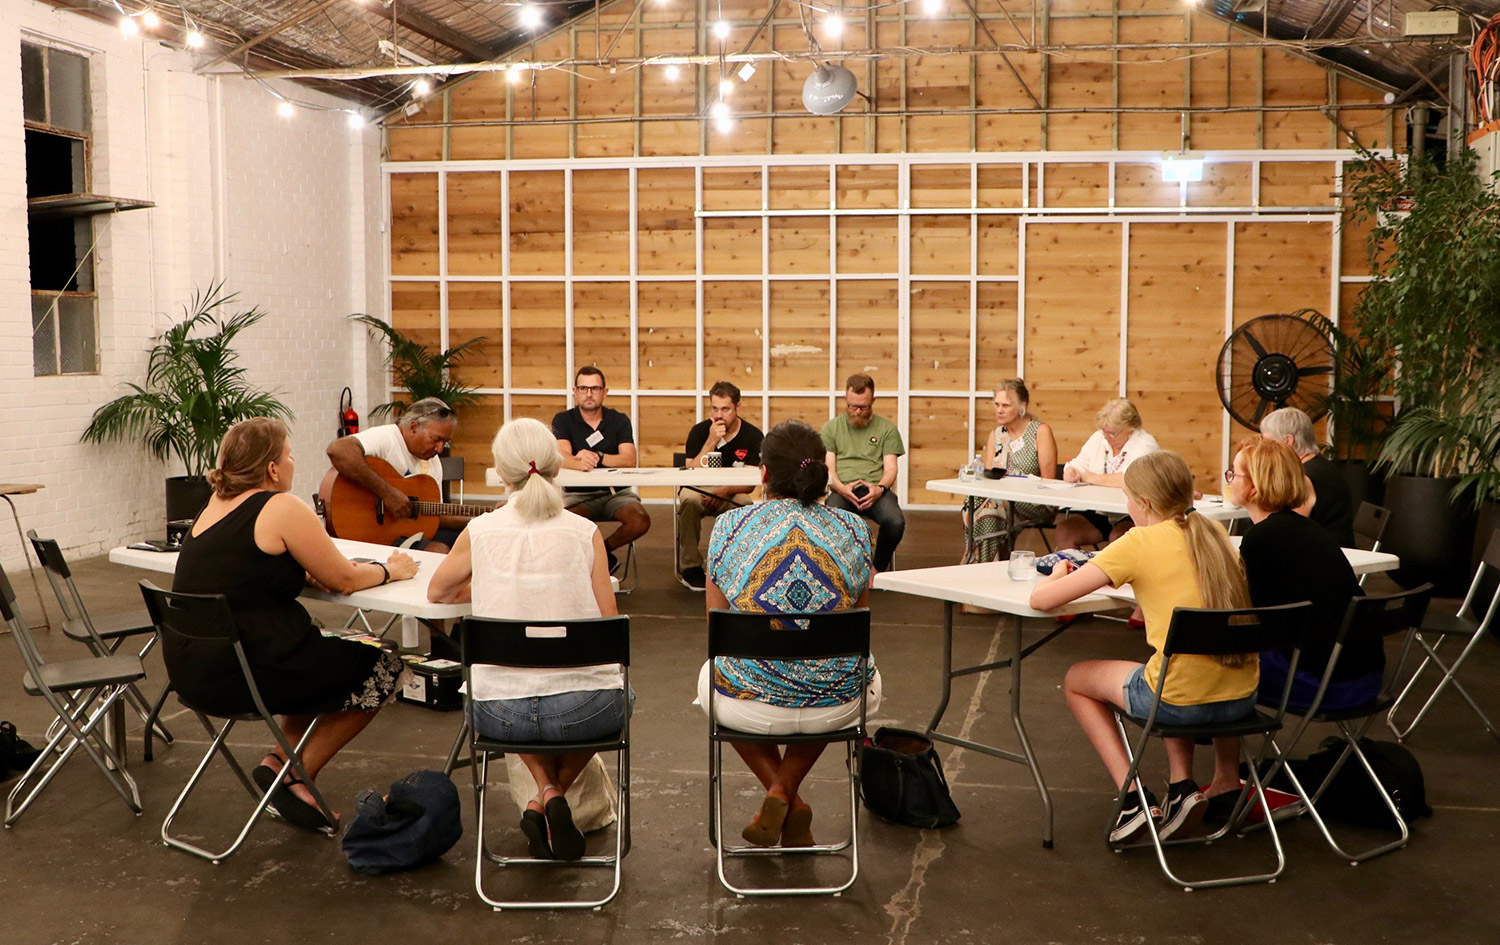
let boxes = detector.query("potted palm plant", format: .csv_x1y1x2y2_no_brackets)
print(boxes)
351,314,486,420
81,284,294,537
1342,148,1500,592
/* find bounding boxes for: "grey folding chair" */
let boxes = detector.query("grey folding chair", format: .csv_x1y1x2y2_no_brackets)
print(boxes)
441,455,467,503
140,582,337,863
461,615,631,911
1,566,143,826
1351,502,1392,588
1386,529,1500,743
1261,585,1433,864
707,608,870,898
1110,601,1311,891
27,531,173,756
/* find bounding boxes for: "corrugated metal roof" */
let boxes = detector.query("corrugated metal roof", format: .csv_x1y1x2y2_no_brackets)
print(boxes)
47,1,1500,110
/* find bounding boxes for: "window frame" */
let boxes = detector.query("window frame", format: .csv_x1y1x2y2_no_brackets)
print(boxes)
24,39,99,377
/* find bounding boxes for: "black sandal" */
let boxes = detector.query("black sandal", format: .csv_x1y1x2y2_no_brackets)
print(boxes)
252,764,336,833
519,808,553,859
544,796,586,861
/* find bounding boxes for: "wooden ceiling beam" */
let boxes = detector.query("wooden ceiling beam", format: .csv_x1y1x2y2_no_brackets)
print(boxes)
200,0,347,70
366,5,495,61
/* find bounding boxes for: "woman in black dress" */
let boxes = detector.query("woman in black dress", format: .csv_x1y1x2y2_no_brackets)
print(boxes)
171,418,418,829
1228,436,1373,714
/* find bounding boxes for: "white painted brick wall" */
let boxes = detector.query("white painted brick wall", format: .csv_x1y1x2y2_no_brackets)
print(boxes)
0,0,382,574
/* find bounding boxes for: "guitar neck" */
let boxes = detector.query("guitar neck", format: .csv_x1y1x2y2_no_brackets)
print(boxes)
412,501,489,519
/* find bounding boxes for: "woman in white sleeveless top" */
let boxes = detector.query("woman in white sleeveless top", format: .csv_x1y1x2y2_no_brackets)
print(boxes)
430,418,623,861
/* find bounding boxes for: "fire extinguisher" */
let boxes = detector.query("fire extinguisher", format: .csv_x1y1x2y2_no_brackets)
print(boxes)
338,387,359,438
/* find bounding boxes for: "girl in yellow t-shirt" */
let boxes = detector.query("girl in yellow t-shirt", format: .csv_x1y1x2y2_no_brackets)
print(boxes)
1029,451,1254,844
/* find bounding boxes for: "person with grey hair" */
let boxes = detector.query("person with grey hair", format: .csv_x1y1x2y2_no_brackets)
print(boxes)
1259,406,1355,547
1054,398,1159,550
326,397,469,552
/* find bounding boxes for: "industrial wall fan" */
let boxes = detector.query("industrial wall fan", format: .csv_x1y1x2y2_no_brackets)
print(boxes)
1215,310,1335,429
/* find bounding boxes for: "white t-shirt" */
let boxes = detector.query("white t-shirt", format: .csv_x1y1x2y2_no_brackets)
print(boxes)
351,423,444,484
1068,428,1160,476
465,504,622,702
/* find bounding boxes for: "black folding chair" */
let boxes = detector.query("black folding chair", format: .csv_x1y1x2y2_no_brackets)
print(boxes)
1110,601,1311,891
707,608,871,897
140,582,337,862
27,531,173,756
1261,585,1433,864
1,566,143,826
1387,529,1500,743
1351,503,1392,588
461,615,631,911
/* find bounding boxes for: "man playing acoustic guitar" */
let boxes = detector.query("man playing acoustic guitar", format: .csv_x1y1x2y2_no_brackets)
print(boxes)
326,398,468,552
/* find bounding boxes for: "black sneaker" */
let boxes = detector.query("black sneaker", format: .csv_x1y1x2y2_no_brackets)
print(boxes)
1110,787,1160,843
681,566,706,589
1158,779,1207,840
607,550,622,575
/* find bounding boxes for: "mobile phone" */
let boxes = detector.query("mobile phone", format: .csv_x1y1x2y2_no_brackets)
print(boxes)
851,483,870,499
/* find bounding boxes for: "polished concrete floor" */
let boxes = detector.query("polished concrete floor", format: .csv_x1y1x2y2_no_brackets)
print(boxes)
2,510,1497,944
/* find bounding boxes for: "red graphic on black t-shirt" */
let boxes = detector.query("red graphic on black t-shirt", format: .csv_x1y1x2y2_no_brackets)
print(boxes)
735,450,748,461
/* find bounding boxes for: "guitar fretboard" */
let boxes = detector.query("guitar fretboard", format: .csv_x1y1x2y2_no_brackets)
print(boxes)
412,501,489,518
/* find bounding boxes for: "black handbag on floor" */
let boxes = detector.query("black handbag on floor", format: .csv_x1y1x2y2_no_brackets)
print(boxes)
858,727,961,828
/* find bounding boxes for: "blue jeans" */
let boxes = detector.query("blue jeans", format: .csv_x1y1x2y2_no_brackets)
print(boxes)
1123,664,1256,725
826,489,905,571
472,688,633,743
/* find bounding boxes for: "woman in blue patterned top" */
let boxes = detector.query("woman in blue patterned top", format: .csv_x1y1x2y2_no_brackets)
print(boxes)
698,419,881,848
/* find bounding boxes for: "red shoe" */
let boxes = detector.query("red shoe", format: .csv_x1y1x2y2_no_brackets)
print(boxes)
1126,616,1146,630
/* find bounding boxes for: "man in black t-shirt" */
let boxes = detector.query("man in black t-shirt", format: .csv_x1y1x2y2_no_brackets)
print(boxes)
552,366,651,573
1260,406,1355,547
678,380,763,589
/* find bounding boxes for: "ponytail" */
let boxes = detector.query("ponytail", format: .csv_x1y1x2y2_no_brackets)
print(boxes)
492,418,564,521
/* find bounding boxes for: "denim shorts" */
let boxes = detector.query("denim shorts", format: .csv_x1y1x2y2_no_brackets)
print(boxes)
473,688,633,743
1123,664,1256,725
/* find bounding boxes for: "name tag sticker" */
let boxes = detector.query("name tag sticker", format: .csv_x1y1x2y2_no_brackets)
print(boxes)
585,430,605,447
525,625,568,638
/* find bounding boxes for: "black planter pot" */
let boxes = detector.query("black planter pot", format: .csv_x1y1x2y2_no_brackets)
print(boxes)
1333,459,1384,511
165,476,213,543
1383,474,1476,597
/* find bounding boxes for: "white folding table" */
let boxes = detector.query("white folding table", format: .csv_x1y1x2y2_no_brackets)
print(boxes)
927,475,1248,559
871,542,1400,849
109,537,468,621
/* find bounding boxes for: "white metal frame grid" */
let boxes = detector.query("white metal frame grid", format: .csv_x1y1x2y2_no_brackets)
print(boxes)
383,148,1388,508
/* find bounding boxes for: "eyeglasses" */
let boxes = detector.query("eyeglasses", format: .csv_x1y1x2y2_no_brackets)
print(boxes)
575,385,605,394
847,403,873,413
1223,469,1238,483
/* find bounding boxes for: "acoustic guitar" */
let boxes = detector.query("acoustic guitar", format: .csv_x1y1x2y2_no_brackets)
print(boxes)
318,456,490,544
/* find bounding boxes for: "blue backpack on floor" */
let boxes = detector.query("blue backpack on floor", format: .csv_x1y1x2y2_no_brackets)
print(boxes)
342,769,463,875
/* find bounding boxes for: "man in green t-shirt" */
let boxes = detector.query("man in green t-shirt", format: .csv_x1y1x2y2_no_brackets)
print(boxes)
821,372,906,571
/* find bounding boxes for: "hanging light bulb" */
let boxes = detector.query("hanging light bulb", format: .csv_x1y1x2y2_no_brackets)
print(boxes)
413,77,433,96
142,9,160,28
711,101,733,133
519,4,543,30
713,20,730,39
346,111,365,128
277,101,295,118
185,29,205,48
507,64,527,84
824,13,843,37
923,0,942,14
719,78,735,96
664,64,681,80
120,16,140,37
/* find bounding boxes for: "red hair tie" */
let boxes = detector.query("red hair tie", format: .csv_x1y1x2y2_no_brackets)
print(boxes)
527,461,541,476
